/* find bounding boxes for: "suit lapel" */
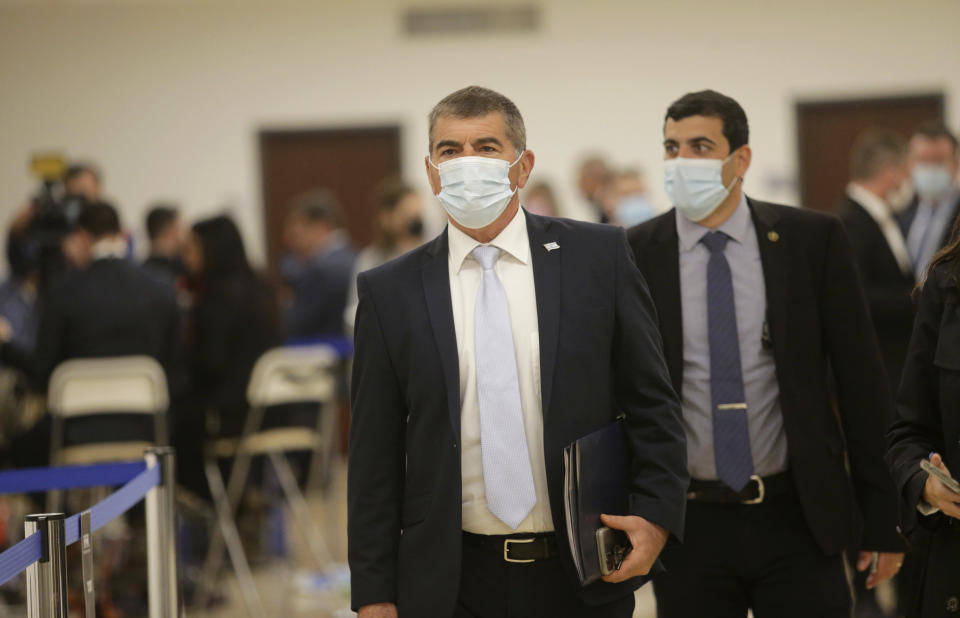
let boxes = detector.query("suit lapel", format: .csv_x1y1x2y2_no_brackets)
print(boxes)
748,198,789,371
642,215,684,397
420,231,462,438
525,211,561,417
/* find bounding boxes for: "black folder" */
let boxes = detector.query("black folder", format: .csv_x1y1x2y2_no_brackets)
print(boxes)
563,418,665,586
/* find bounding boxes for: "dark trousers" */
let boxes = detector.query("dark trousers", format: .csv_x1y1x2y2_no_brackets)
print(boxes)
653,485,851,618
454,536,635,618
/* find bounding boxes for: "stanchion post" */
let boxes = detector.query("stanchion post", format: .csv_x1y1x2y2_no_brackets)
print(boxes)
145,447,180,618
24,513,68,618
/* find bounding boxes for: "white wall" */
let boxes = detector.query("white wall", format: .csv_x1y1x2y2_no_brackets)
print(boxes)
1,0,958,267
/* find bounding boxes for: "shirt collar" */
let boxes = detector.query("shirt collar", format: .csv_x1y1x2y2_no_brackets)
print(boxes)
91,237,128,261
847,182,893,224
675,193,751,253
447,207,531,273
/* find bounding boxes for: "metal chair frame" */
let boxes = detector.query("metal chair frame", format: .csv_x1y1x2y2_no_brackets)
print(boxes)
194,344,340,617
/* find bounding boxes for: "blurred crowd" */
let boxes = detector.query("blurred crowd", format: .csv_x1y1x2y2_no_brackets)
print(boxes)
0,114,956,617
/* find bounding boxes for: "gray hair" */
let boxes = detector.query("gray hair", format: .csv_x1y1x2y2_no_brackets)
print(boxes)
849,129,906,181
428,86,526,155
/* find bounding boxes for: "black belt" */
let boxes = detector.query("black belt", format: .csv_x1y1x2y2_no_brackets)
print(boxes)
687,471,792,505
462,532,558,563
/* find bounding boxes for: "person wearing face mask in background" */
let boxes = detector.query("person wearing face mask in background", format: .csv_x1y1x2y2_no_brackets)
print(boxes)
607,168,659,228
348,85,687,618
344,177,426,333
899,123,960,282
628,90,904,618
839,130,918,618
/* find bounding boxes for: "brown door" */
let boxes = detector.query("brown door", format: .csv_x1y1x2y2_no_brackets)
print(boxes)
795,94,944,213
259,126,402,271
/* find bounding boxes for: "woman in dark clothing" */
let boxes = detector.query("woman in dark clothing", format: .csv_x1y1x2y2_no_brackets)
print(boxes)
888,228,960,617
183,215,280,437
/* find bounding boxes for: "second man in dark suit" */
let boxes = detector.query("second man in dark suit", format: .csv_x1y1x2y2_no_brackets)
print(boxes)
628,90,904,618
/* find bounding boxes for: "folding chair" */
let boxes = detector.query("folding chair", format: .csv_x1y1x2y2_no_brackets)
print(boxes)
47,355,169,467
45,355,170,614
195,344,339,616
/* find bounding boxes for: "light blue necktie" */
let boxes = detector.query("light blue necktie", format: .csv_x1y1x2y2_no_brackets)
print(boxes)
472,245,537,529
702,231,755,491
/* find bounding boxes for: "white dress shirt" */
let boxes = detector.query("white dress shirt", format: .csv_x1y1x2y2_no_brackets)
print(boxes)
846,183,912,275
448,207,554,534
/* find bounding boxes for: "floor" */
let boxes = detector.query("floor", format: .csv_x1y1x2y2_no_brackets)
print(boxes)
190,457,659,618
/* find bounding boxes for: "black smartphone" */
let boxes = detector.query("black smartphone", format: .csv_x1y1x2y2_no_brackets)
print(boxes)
596,526,631,576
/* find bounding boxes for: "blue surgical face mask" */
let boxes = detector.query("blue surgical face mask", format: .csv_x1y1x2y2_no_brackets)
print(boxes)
912,163,954,201
430,154,522,229
616,194,657,228
664,152,740,222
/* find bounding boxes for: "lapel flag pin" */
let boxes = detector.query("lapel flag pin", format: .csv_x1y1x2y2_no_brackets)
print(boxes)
544,242,560,252
767,231,780,243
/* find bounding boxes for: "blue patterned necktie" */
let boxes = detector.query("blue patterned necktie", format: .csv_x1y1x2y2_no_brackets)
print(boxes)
701,231,755,491
472,245,537,529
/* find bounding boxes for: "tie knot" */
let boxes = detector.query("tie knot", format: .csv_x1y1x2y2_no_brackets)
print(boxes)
700,231,730,254
472,245,502,271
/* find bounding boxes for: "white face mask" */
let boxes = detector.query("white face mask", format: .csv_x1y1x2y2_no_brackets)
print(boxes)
912,163,954,201
430,154,522,229
664,153,739,222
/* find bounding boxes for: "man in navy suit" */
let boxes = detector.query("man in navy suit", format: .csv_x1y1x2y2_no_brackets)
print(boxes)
347,86,688,618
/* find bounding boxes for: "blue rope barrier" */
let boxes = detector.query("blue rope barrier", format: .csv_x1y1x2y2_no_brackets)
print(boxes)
0,532,40,588
0,463,162,586
0,461,147,495
64,465,161,546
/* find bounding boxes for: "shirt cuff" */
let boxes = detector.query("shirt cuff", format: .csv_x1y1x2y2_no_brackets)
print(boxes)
917,500,940,516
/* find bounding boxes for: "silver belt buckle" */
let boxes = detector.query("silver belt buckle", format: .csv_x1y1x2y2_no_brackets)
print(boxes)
503,538,536,563
742,475,765,505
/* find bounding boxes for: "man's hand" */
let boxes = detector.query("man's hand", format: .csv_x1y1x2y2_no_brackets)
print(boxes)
358,603,398,618
922,453,960,519
855,551,904,590
599,514,668,583
0,317,11,343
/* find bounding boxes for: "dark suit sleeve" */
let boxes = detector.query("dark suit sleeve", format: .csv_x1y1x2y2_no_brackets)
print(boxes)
613,229,689,541
819,218,903,551
347,273,406,610
887,271,946,535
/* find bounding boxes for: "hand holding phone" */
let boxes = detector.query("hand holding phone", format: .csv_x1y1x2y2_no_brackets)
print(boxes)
596,526,630,576
922,458,960,494
922,453,960,520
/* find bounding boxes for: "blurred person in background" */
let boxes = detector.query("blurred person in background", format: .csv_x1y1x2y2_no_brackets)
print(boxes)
143,203,187,287
900,123,960,281
629,89,904,618
0,202,180,463
344,177,425,332
0,214,40,354
280,190,356,339
606,168,658,228
522,180,560,217
63,161,102,202
178,214,280,579
182,214,279,441
887,225,960,617
839,129,916,618
578,155,613,222
840,130,914,393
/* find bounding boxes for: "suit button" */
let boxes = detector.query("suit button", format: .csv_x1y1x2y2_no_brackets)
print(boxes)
947,596,959,612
